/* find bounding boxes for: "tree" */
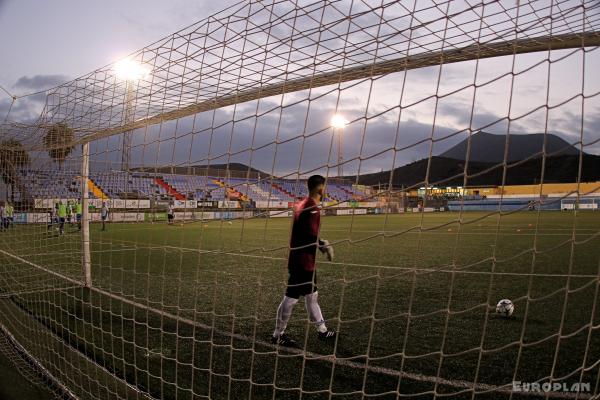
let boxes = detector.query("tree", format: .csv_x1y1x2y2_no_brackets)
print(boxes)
44,123,75,169
0,138,30,202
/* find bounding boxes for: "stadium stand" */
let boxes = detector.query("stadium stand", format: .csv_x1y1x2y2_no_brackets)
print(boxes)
18,169,80,199
161,174,211,199
447,196,600,211
14,168,367,205
89,171,168,199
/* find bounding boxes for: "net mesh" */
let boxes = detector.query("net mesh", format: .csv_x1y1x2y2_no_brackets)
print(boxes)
0,0,599,399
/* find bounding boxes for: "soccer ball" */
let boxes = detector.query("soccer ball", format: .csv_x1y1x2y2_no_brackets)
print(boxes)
496,299,514,317
228,221,233,225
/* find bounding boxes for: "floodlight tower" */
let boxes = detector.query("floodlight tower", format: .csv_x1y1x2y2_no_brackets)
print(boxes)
331,114,348,178
114,59,149,171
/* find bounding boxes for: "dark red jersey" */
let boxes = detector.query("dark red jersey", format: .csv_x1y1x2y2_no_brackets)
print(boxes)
288,197,320,272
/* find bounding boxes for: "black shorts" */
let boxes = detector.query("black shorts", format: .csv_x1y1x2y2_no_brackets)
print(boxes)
285,268,317,299
168,214,174,220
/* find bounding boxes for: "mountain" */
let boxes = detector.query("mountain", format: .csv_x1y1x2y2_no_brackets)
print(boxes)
356,154,600,188
439,131,581,162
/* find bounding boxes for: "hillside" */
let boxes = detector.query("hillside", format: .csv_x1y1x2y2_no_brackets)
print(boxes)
356,154,600,188
439,131,581,162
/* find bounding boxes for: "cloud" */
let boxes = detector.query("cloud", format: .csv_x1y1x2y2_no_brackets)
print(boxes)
101,90,594,176
85,95,467,177
0,86,49,123
0,75,61,123
0,97,40,123
583,108,600,154
14,74,69,91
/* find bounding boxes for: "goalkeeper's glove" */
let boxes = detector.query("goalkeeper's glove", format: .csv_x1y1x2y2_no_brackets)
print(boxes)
318,239,334,261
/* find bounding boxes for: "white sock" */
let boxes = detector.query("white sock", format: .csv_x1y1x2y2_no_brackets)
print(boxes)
273,296,298,337
305,291,327,333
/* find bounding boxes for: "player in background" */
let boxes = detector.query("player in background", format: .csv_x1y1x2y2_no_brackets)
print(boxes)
101,202,109,231
66,200,73,226
76,199,83,231
47,204,57,231
4,202,13,229
167,202,174,225
0,202,4,231
271,174,336,347
58,201,67,235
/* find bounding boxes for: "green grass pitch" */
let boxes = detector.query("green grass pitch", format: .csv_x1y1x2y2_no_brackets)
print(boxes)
0,212,598,399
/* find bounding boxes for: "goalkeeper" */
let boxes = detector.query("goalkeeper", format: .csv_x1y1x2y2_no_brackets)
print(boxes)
271,174,336,347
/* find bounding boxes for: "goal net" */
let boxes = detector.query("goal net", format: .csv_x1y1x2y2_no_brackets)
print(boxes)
0,0,599,399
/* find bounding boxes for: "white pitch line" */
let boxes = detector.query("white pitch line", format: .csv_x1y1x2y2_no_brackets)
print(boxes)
0,249,593,399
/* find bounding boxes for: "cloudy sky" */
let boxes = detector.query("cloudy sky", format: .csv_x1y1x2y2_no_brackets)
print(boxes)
0,0,238,118
1,0,598,177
